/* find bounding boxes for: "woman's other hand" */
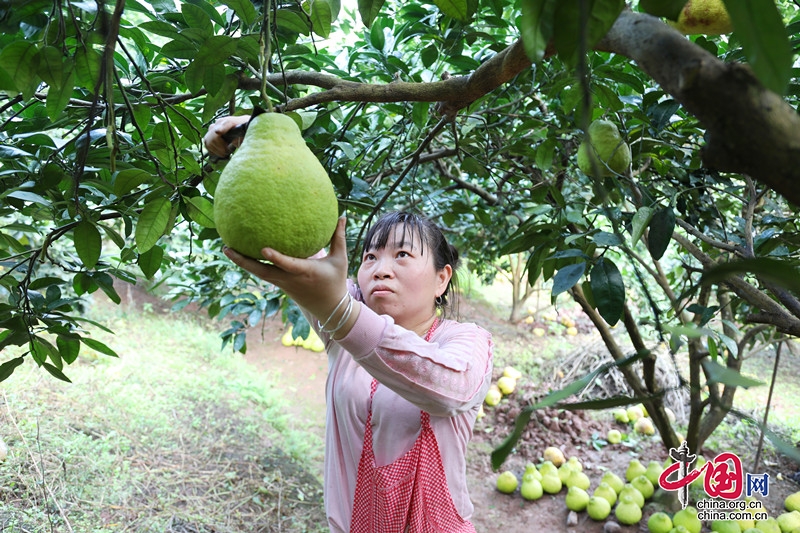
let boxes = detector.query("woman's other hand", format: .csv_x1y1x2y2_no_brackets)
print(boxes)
204,115,250,158
223,217,358,334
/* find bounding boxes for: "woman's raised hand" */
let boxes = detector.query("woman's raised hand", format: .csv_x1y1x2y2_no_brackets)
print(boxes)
203,115,250,158
223,217,353,325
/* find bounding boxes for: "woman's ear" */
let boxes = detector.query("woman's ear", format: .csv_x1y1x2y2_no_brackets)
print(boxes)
436,264,453,297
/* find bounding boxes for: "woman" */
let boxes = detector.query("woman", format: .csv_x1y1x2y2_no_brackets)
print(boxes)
206,121,493,533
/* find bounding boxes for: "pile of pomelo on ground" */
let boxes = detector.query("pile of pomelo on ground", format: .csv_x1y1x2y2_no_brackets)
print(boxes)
487,373,800,532
495,448,800,533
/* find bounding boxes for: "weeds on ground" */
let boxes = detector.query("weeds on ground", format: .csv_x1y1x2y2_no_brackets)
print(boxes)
0,304,326,533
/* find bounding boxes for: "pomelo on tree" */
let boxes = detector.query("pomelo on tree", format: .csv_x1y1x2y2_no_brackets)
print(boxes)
213,112,339,259
668,0,733,35
577,119,631,177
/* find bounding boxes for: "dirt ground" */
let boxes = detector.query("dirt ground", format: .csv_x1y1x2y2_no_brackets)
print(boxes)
228,293,800,533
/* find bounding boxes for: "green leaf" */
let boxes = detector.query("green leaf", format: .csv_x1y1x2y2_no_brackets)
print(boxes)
74,45,101,90
412,101,430,130
114,169,153,197
638,0,686,20
701,359,763,389
358,0,386,28
647,206,675,260
310,0,333,38
138,245,164,280
182,3,214,37
519,0,556,62
184,60,205,95
42,362,72,383
35,45,65,88
74,220,102,269
0,41,39,97
195,35,238,66
630,206,655,247
369,21,385,51
161,37,199,60
535,137,556,171
590,257,624,326
723,0,792,95
552,262,586,297
434,0,469,22
92,272,121,304
553,0,625,67
57,334,81,365
46,69,75,121
420,45,438,68
186,196,215,228
275,9,311,35
135,197,172,253
221,0,258,26
0,356,25,382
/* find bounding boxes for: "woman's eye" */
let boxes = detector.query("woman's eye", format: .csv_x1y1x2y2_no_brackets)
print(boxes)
364,253,376,261
397,251,409,258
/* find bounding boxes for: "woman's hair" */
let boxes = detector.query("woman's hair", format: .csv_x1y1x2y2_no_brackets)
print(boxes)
361,211,460,317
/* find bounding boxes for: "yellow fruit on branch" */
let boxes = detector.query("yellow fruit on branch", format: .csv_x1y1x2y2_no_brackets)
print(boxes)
668,0,733,35
577,119,631,177
213,112,339,259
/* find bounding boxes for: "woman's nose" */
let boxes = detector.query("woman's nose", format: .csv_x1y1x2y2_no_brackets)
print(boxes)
373,259,393,278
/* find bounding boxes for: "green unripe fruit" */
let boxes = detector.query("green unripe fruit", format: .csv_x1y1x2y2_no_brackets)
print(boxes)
541,473,562,494
756,517,780,533
787,492,800,512
520,477,544,501
565,486,590,511
648,511,673,533
615,495,643,525
577,119,631,177
645,460,665,487
558,462,573,484
592,481,617,507
587,496,612,521
619,484,645,508
632,474,655,499
601,470,625,494
711,520,742,533
673,506,702,533
495,471,518,494
213,112,339,259
778,511,800,532
566,469,591,491
539,460,559,477
626,458,647,482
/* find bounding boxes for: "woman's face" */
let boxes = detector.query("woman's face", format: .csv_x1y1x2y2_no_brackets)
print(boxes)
357,225,452,330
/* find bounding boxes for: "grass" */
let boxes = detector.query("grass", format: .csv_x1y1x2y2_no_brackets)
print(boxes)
0,301,326,533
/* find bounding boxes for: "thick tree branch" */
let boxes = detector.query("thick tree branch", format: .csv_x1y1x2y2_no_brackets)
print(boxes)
235,11,799,204
598,11,800,206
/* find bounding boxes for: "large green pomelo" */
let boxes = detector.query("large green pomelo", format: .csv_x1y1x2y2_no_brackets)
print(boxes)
213,112,339,259
577,119,631,177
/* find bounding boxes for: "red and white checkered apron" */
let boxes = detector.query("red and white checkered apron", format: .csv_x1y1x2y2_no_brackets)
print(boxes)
349,320,476,533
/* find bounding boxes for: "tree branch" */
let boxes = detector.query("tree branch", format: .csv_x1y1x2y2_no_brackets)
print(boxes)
598,11,800,205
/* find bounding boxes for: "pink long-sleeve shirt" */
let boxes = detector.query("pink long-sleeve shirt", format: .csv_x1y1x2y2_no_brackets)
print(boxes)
308,283,494,533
